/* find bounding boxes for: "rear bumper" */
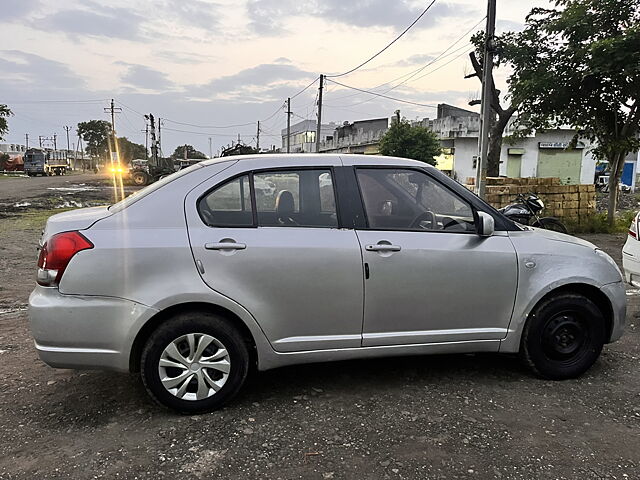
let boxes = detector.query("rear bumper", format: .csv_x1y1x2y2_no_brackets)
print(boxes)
29,285,157,372
601,281,626,343
622,249,640,287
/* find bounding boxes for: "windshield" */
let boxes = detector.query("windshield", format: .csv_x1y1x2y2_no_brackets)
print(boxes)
108,163,204,213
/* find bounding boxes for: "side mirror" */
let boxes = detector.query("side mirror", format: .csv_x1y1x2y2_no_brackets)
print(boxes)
477,211,495,237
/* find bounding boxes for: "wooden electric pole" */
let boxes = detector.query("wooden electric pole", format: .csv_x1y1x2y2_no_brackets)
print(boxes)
286,97,291,153
256,121,261,151
315,74,324,153
64,126,71,152
476,0,497,199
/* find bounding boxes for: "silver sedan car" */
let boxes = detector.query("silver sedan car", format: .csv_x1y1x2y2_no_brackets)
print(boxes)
29,154,626,413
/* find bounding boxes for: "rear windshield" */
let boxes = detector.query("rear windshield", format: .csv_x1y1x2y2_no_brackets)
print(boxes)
108,163,204,213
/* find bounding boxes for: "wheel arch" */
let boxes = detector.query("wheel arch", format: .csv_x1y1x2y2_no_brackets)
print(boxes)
129,302,258,373
525,283,614,342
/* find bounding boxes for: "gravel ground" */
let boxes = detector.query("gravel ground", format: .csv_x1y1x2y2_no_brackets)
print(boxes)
1,176,639,479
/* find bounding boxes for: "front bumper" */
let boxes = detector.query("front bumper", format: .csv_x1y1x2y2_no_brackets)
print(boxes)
601,281,627,343
29,285,157,372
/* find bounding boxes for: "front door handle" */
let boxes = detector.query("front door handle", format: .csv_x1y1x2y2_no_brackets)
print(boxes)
365,244,401,252
205,242,246,250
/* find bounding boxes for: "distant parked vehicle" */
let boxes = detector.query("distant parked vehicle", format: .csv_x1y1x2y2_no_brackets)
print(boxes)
500,192,568,233
29,154,626,413
622,212,640,287
23,149,69,176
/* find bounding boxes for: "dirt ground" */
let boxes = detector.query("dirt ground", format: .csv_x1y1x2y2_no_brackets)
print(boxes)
1,174,639,479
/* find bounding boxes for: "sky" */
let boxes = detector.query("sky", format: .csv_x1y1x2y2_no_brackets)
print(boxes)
0,0,551,156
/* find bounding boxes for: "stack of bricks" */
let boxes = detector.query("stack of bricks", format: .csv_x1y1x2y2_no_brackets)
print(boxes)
466,177,596,221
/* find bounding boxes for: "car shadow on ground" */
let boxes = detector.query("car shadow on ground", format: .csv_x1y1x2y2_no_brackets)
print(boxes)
28,352,542,427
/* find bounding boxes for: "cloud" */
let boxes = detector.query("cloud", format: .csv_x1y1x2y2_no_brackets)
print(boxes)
35,2,145,40
0,50,85,93
162,0,220,29
246,0,476,35
0,0,40,22
191,63,316,100
118,63,174,91
393,53,436,67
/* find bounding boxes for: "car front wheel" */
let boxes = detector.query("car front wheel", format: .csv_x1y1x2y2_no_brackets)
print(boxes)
521,293,606,379
141,312,250,413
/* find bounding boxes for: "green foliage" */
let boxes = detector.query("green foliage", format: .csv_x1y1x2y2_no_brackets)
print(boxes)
565,210,637,234
117,137,147,163
0,105,13,141
171,144,208,160
497,0,640,224
0,152,9,170
379,118,441,165
77,120,112,158
498,0,640,162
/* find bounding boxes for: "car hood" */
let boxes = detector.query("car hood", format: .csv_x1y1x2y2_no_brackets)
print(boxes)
516,226,597,250
43,206,112,239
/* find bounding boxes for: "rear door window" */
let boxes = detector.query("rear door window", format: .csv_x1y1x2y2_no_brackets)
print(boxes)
254,169,338,227
198,175,254,227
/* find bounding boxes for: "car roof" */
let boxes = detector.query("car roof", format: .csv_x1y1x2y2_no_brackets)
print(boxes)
200,154,436,170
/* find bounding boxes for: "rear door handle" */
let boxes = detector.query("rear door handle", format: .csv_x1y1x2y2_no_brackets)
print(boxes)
205,242,246,250
365,244,401,252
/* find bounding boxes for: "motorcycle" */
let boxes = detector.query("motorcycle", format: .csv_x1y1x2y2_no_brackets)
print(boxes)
499,192,568,233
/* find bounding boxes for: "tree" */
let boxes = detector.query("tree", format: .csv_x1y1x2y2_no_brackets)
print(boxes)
77,120,111,158
0,105,13,141
501,0,640,224
468,34,519,177
116,137,147,163
379,114,441,165
171,144,208,160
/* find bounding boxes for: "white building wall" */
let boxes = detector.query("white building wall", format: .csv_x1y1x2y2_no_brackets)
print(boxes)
450,129,597,185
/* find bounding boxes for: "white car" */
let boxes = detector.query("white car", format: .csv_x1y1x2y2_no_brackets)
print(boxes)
622,212,640,287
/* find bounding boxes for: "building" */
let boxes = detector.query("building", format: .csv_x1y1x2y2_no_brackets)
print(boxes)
421,104,601,185
0,143,27,156
280,119,337,153
319,118,389,154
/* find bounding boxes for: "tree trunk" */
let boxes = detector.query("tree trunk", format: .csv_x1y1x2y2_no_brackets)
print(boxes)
487,127,503,177
607,152,626,226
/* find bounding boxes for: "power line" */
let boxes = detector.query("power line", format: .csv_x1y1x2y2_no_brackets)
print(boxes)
161,126,256,138
290,77,320,99
5,99,108,104
163,118,256,129
326,0,437,78
325,78,437,108
325,17,485,105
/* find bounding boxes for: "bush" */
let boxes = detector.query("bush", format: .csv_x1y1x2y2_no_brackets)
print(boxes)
565,210,636,234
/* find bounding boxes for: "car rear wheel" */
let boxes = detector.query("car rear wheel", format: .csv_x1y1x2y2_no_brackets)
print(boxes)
521,293,606,379
141,311,250,413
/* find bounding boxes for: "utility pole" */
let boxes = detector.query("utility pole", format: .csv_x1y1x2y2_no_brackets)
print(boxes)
184,144,188,161
208,137,213,158
104,98,122,161
256,121,261,151
286,97,291,153
476,0,497,200
53,134,57,150
141,124,149,159
64,126,71,152
146,114,158,164
315,74,324,153
158,118,163,154
39,136,43,148
25,133,29,149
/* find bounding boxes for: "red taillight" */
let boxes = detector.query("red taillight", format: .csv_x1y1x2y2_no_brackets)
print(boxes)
37,231,93,286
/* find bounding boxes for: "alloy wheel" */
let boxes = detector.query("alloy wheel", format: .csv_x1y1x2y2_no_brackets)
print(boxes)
158,333,230,401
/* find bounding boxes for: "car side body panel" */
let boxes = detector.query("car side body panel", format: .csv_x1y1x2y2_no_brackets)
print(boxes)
499,229,625,352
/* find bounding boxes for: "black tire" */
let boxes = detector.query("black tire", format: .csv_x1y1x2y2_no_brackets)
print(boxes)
132,171,149,186
533,217,568,234
521,293,606,379
141,311,250,414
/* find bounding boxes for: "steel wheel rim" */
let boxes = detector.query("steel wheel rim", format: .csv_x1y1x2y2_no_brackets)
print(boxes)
158,333,231,401
541,312,588,361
